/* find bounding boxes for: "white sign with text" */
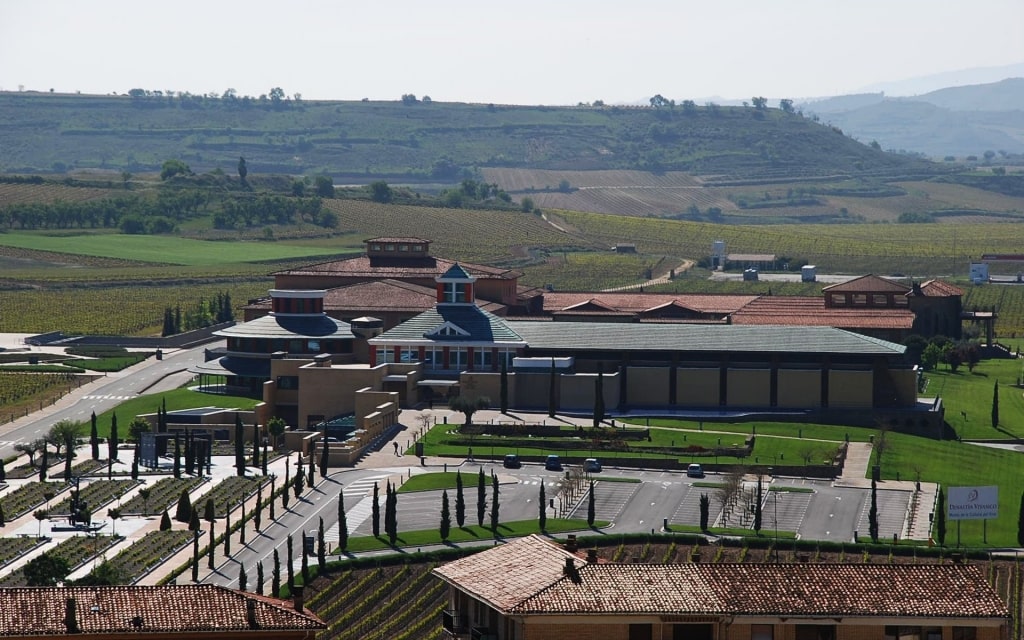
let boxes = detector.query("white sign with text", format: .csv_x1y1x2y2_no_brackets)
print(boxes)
947,486,999,521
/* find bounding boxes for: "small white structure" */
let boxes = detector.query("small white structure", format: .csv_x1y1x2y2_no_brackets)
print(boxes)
712,240,726,269
801,265,817,282
969,262,989,284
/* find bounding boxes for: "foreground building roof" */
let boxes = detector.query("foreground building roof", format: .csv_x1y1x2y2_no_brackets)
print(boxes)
434,535,1007,620
730,297,916,330
0,584,324,636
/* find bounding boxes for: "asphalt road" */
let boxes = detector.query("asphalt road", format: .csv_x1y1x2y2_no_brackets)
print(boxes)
0,343,216,459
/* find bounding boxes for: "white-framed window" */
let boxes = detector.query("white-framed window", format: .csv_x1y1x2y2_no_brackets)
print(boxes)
449,348,468,370
443,282,467,303
400,348,419,363
474,349,493,368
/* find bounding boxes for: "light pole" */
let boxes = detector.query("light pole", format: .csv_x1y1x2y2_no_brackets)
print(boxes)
768,468,779,562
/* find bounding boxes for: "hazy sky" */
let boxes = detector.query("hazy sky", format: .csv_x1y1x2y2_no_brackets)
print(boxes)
2,0,1022,104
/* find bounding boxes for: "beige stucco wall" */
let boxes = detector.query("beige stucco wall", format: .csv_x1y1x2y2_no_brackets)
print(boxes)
777,369,821,408
727,369,770,407
676,368,720,407
626,367,668,406
829,370,873,408
293,363,382,426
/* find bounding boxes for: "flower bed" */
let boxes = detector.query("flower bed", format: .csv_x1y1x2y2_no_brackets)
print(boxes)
0,537,45,570
0,534,119,587
0,481,68,519
201,476,265,518
119,477,205,516
92,529,193,583
49,480,138,516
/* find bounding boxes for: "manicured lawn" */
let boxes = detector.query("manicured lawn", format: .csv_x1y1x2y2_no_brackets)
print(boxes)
93,388,259,437
923,358,1024,440
338,518,605,553
397,472,464,493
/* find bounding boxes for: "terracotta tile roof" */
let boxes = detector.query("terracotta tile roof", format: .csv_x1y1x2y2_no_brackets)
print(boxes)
731,297,915,330
822,275,911,294
364,236,429,243
0,584,324,635
435,537,1007,620
275,255,521,280
432,535,578,611
541,293,758,315
245,280,506,315
515,562,1008,618
917,279,964,297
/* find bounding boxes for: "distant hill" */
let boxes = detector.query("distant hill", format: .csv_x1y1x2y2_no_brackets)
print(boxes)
802,78,1024,158
857,62,1024,96
0,92,934,181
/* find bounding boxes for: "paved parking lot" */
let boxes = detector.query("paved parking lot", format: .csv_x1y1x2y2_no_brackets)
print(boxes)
855,489,911,541
568,480,641,522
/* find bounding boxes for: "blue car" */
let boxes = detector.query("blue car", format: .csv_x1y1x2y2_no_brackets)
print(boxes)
545,455,562,471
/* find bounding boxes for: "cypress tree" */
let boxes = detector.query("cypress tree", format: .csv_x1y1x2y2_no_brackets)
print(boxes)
238,564,247,591
159,510,172,531
269,476,276,520
256,561,264,596
868,479,879,543
319,431,329,478
191,530,199,582
252,421,260,467
992,381,1000,428
699,493,710,531
185,431,194,476
234,413,245,475
338,488,348,551
204,498,215,522
593,364,605,427
587,479,596,527
40,446,47,481
223,511,231,555
173,436,181,479
936,487,947,546
286,534,294,589
317,516,326,574
207,520,215,569
307,453,315,488
490,472,500,536
90,412,99,460
371,482,380,537
188,507,200,532
300,532,310,586
440,490,451,541
239,502,246,544
477,468,487,527
108,413,119,462
1017,491,1024,547
0,502,4,526
272,549,281,597
282,460,290,509
0,459,5,483
293,458,304,497
539,483,547,531
455,471,466,527
261,441,269,475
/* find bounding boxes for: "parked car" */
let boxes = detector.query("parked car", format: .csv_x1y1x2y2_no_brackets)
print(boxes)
545,455,562,471
686,463,704,478
583,458,602,473
503,453,521,469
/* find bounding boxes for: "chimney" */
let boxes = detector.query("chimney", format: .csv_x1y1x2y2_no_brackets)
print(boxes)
246,599,258,629
564,534,577,552
292,585,305,612
586,549,598,563
563,557,575,575
64,598,80,634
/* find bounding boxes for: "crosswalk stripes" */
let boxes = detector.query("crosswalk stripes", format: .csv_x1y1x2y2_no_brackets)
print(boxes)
326,474,388,542
82,395,134,401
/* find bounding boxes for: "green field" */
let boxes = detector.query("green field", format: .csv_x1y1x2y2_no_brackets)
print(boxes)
91,388,260,438
0,233,340,266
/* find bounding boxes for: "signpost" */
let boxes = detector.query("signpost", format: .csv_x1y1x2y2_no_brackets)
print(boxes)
947,486,998,546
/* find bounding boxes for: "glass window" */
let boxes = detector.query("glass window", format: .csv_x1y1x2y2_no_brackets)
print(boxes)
276,376,299,390
797,626,835,640
386,244,395,251
371,244,381,251
399,244,408,251
830,294,846,306
413,245,424,251
852,294,867,305
629,625,653,640
308,340,320,352
674,624,713,640
886,627,921,640
450,348,467,369
474,349,493,367
873,294,889,305
443,282,467,303
400,348,419,363
895,296,909,305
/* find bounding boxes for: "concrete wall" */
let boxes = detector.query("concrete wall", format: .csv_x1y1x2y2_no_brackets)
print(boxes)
676,368,720,407
778,369,821,408
829,370,873,408
890,368,918,406
727,369,770,407
627,367,668,406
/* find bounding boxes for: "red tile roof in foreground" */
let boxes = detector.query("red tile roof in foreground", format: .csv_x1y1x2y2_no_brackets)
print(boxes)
731,297,915,330
434,536,1007,620
275,255,521,280
541,293,759,315
0,584,324,636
